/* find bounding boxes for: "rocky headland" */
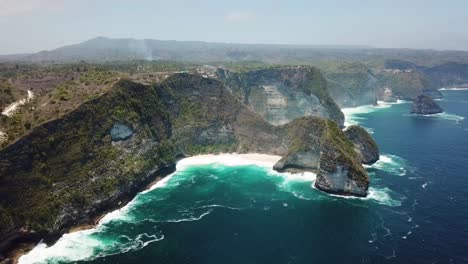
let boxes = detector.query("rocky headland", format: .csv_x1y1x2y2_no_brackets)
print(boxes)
0,70,378,262
216,66,344,126
344,125,380,165
411,94,443,115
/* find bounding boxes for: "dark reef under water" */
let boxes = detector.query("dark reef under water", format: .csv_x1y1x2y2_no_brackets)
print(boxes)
19,90,468,264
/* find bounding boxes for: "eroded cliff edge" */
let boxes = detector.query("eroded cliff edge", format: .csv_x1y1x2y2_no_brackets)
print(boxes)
410,94,443,115
0,73,375,259
216,66,345,126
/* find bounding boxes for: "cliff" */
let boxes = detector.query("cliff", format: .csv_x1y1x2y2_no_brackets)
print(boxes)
411,94,443,115
344,126,380,165
319,60,458,106
0,74,370,259
216,66,344,126
320,62,379,107
274,118,370,197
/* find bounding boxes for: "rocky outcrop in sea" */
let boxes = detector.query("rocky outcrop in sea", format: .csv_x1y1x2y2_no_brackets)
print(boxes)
0,73,378,259
411,94,443,115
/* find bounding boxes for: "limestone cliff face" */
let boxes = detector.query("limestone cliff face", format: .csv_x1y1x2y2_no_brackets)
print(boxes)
0,74,368,257
376,70,431,100
386,60,468,90
216,67,344,126
321,61,449,107
324,63,380,107
273,118,370,197
411,94,443,115
344,125,379,165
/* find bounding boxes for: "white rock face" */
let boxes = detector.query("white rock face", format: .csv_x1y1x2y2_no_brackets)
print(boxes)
248,83,329,125
1,90,34,117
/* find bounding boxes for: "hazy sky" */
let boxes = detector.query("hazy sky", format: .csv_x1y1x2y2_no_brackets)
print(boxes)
0,0,467,54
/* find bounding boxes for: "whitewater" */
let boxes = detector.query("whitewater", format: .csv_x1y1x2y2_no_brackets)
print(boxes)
19,90,468,263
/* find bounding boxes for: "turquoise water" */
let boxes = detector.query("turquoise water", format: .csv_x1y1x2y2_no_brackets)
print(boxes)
20,90,468,263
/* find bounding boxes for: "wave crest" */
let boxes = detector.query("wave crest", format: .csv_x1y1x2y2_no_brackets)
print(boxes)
410,112,465,122
365,154,408,176
342,101,408,127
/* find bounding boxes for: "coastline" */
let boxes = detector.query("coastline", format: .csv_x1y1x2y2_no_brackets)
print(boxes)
1,165,174,264
13,153,282,264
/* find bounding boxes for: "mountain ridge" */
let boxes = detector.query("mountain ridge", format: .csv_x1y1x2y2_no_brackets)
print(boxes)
2,37,468,66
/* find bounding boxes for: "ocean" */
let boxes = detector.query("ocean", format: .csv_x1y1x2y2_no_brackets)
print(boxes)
19,90,468,264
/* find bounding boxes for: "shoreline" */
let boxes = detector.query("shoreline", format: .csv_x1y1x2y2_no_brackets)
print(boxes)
2,166,173,264
13,153,282,264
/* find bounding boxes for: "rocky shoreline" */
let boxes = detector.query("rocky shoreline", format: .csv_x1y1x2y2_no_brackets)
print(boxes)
0,72,379,263
0,164,176,264
4,153,329,263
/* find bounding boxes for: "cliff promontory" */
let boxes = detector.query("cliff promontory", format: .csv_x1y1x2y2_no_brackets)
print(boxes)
344,125,380,165
411,94,443,115
216,66,345,126
0,73,375,259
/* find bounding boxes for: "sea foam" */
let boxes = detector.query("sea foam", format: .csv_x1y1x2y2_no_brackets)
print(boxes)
327,187,402,207
19,153,400,264
438,87,468,91
365,154,408,176
176,153,282,169
19,229,104,264
342,100,408,127
405,112,465,122
19,154,282,264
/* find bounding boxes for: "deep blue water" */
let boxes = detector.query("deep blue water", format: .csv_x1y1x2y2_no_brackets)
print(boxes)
19,90,468,264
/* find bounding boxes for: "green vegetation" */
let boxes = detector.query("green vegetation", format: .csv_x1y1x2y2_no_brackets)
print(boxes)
218,66,344,126
320,120,368,184
0,68,371,251
0,80,15,108
0,79,174,234
375,70,428,99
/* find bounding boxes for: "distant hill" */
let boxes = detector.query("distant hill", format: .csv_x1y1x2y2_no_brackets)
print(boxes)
2,37,468,66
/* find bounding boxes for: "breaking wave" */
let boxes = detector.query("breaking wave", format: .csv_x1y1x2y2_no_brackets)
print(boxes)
365,154,408,176
342,100,408,127
327,187,402,207
19,228,165,264
438,87,468,91
366,187,403,207
19,154,404,263
407,112,465,122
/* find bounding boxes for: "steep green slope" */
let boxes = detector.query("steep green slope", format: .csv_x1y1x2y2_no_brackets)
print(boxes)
344,125,380,165
0,74,372,258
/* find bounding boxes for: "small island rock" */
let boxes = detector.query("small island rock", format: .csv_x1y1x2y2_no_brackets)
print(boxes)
411,94,443,115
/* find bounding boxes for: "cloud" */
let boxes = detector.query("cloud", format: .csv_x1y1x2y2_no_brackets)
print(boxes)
225,10,256,22
0,0,63,16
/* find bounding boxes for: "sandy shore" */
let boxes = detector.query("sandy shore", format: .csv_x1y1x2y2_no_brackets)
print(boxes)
16,153,282,264
177,153,282,169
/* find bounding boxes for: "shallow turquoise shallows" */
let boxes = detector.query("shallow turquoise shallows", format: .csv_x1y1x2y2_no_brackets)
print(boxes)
20,90,468,264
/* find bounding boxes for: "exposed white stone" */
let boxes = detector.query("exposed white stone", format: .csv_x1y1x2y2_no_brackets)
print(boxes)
1,90,34,117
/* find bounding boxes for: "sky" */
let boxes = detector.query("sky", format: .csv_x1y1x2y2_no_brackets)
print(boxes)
0,0,467,54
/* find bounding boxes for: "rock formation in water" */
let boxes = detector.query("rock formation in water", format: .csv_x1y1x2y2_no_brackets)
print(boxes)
216,66,344,126
273,118,370,197
410,94,443,115
344,126,379,165
0,73,375,259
